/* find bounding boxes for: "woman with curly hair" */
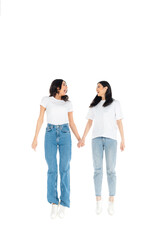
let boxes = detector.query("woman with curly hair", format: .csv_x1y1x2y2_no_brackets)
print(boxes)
32,79,81,219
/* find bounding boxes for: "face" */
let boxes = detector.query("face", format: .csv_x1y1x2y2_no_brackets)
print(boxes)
58,81,68,96
96,83,108,97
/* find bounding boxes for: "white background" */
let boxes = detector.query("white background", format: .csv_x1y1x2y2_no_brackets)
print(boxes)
0,0,160,239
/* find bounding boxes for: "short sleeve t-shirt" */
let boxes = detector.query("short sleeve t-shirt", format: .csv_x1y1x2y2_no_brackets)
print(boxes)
40,96,73,125
86,99,123,140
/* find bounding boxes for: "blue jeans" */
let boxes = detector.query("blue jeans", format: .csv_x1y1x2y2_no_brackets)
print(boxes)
44,123,72,207
92,137,117,197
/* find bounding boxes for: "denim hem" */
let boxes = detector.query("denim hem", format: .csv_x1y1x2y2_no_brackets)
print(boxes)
48,199,59,205
60,202,70,208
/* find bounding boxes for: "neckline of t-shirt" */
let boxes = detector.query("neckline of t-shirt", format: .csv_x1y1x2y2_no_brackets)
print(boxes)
101,100,116,102
50,96,63,102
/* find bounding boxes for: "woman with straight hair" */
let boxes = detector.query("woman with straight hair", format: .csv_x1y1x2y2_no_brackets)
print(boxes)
78,81,125,216
32,79,81,219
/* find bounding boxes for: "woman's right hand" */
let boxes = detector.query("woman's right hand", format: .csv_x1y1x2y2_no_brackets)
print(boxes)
81,138,85,147
77,138,85,148
32,138,37,151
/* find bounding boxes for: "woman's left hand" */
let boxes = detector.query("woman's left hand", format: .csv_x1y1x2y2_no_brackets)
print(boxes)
77,138,85,148
77,139,82,148
120,141,125,151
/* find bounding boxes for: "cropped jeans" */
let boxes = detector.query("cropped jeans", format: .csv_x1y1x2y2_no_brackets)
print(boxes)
44,123,72,208
92,137,117,197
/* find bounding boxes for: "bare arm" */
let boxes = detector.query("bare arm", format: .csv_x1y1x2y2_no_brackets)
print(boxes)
31,105,46,151
78,119,93,147
68,112,81,141
116,119,125,151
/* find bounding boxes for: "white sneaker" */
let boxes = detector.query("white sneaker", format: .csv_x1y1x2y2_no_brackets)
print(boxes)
107,201,114,216
96,200,102,215
58,205,66,219
50,204,58,219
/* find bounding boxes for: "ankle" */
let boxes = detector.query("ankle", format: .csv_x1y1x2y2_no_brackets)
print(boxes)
109,196,114,202
96,196,101,201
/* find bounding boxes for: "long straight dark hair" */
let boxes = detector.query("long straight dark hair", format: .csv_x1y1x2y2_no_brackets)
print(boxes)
49,79,69,101
89,81,114,108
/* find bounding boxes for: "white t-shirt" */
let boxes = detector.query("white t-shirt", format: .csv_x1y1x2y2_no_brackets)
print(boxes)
86,99,123,140
40,96,73,125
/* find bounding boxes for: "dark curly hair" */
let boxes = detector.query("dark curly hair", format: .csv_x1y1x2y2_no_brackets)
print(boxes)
89,81,114,108
49,79,69,101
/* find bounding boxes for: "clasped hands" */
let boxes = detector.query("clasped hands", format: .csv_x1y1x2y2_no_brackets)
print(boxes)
77,138,85,148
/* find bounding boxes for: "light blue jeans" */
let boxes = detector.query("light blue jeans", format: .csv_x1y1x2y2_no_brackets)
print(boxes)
44,123,72,208
92,137,117,197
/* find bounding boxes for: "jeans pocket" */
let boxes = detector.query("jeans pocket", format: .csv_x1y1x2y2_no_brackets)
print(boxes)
46,126,53,132
61,125,70,133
